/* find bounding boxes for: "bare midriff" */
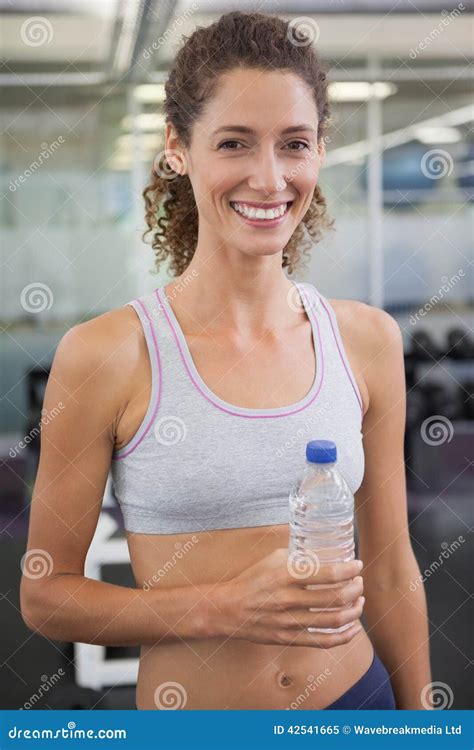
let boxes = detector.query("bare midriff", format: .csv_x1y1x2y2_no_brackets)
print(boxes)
116,293,373,710
127,526,374,710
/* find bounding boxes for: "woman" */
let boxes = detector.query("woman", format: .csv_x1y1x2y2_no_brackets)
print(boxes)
20,11,432,710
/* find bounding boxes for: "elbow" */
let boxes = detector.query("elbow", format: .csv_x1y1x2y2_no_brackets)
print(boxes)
362,549,421,593
20,577,59,639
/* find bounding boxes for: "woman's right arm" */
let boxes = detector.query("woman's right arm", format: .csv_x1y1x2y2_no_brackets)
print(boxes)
20,311,216,647
20,309,364,649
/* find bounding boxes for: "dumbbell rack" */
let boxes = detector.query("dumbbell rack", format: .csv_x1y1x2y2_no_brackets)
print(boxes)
404,354,474,495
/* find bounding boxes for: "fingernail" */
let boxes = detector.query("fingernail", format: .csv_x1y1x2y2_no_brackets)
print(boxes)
360,596,365,604
356,560,363,570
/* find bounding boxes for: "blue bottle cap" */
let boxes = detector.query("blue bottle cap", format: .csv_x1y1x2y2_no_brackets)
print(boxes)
306,440,337,464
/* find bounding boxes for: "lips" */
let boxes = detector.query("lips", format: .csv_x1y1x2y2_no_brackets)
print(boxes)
229,200,293,221
230,200,294,209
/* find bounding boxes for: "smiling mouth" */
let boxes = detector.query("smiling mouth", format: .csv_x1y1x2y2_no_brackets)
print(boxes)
229,201,293,221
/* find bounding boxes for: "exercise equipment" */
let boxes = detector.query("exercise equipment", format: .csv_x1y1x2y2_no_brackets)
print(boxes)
409,330,441,361
446,327,474,359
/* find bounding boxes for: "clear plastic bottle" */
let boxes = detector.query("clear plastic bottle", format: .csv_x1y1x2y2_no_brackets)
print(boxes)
288,439,356,633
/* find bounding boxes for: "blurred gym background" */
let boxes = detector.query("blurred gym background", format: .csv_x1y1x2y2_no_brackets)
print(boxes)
1,0,473,710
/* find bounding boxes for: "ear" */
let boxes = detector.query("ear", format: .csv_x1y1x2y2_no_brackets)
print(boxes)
164,122,187,175
165,121,178,150
317,138,326,165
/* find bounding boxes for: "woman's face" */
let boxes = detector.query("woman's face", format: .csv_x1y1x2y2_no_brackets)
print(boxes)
166,67,326,260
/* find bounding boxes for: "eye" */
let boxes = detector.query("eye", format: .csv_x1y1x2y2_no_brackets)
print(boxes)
218,140,243,150
218,140,311,151
286,140,310,151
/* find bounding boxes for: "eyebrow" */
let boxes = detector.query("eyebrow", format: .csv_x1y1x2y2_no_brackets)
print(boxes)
211,124,316,137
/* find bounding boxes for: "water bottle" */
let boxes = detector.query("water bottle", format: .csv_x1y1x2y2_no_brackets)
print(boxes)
288,439,356,634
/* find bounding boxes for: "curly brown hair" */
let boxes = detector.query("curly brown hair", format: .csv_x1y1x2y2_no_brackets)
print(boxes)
142,10,335,278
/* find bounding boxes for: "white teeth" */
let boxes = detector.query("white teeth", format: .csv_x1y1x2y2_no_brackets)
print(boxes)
230,202,289,220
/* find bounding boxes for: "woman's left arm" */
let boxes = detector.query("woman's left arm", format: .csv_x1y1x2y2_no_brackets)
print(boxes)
354,305,433,710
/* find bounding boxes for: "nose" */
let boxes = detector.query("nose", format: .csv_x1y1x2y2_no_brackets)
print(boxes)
246,144,288,195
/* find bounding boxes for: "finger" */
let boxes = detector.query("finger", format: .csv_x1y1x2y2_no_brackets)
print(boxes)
286,596,365,630
288,559,363,586
282,620,363,648
314,560,364,584
295,576,364,609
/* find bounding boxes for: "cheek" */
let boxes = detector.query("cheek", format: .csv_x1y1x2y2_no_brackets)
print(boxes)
291,168,320,201
196,165,239,206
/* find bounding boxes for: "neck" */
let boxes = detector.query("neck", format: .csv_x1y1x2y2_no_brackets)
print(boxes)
164,259,304,337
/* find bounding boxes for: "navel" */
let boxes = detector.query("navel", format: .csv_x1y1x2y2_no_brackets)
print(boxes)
277,671,293,688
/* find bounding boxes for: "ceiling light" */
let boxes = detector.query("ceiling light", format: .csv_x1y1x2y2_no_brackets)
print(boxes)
134,84,166,103
414,126,462,144
121,113,165,131
328,82,397,101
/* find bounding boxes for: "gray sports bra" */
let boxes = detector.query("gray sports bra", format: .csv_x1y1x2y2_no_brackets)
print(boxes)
110,281,365,534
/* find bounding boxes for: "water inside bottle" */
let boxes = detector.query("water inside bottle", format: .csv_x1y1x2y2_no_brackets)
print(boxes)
289,483,356,634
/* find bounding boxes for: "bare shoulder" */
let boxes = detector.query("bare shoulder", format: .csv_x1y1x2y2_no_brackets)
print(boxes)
327,298,403,415
57,304,142,369
328,298,402,349
51,304,145,417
